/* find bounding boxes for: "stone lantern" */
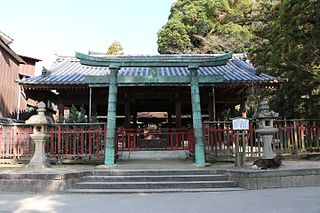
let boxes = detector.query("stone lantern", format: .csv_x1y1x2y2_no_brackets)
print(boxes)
25,102,52,169
255,99,279,159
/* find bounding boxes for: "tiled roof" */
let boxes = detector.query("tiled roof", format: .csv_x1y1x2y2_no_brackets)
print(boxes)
20,55,277,86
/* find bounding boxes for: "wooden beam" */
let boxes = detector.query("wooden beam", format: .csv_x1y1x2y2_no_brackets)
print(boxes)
124,94,130,128
175,101,182,128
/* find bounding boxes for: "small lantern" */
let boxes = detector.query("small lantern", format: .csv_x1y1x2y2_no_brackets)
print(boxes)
25,102,52,169
255,99,279,159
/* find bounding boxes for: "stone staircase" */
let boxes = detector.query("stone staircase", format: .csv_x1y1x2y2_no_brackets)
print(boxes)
65,169,243,194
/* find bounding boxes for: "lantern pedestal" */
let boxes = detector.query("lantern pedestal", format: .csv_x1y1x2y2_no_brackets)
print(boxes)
26,134,50,169
257,133,276,159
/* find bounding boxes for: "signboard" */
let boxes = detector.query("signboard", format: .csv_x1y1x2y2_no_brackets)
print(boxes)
232,118,249,130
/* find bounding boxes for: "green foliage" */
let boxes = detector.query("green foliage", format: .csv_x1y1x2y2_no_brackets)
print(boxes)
158,0,319,118
157,0,253,54
249,0,320,118
65,105,87,123
107,41,124,55
157,18,192,53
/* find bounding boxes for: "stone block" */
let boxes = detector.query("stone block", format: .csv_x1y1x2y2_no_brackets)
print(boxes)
257,177,270,189
290,176,305,187
269,176,282,188
281,176,292,187
303,175,316,186
238,177,257,190
314,175,320,185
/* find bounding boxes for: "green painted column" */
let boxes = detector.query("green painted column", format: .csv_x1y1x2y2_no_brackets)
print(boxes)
104,64,119,165
189,64,205,166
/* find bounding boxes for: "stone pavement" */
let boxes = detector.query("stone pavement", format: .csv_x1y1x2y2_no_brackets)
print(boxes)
0,186,319,213
1,159,320,173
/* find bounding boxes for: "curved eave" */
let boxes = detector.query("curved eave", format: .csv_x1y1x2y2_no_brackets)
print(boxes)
75,52,233,67
21,83,88,90
20,79,280,90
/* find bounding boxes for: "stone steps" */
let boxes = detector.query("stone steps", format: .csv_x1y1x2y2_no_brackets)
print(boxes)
65,169,242,194
66,188,244,194
91,169,218,176
82,174,227,182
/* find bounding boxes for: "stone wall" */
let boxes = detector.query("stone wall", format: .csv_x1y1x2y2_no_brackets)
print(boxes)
0,171,91,193
219,168,320,189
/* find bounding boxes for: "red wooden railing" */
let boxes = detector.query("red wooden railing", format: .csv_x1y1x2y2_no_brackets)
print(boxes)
0,120,319,161
47,123,107,159
0,125,33,159
115,128,194,153
203,120,320,158
0,124,195,160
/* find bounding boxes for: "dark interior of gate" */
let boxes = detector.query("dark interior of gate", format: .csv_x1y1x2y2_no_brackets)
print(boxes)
27,85,246,128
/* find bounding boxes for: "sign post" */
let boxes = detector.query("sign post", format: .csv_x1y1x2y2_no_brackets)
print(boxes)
232,118,249,167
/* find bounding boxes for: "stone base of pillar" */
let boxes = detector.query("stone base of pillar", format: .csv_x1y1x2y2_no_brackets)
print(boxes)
96,164,118,169
193,162,211,167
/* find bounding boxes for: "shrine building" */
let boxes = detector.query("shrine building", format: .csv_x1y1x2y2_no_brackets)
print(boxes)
19,52,278,166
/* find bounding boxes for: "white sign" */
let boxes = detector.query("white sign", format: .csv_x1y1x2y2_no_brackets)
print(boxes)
232,118,249,130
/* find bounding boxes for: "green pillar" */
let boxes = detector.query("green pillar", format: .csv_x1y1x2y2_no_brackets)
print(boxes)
189,64,206,166
104,64,119,165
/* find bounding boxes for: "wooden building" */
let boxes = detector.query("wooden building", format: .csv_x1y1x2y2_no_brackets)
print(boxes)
19,52,278,165
0,32,40,120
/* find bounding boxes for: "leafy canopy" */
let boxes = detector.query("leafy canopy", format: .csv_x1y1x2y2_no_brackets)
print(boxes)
157,0,253,54
158,0,320,118
107,41,124,55
249,0,320,118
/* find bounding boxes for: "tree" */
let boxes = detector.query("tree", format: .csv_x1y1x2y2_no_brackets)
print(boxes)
65,105,87,123
107,41,124,55
249,0,320,118
158,0,320,118
157,0,253,54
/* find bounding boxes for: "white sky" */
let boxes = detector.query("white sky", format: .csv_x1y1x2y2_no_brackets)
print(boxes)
0,0,176,73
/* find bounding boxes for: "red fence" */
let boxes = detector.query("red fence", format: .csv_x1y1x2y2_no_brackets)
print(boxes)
203,120,320,158
0,120,319,161
0,125,33,159
116,128,194,152
0,124,195,161
47,124,107,160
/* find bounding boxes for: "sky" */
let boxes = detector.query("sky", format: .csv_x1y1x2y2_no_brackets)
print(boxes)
0,0,176,73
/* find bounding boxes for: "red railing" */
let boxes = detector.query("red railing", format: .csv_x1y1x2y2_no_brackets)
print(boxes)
47,123,107,160
276,122,320,153
0,120,318,161
203,120,320,158
115,128,194,153
0,125,33,159
204,122,261,158
0,124,195,160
